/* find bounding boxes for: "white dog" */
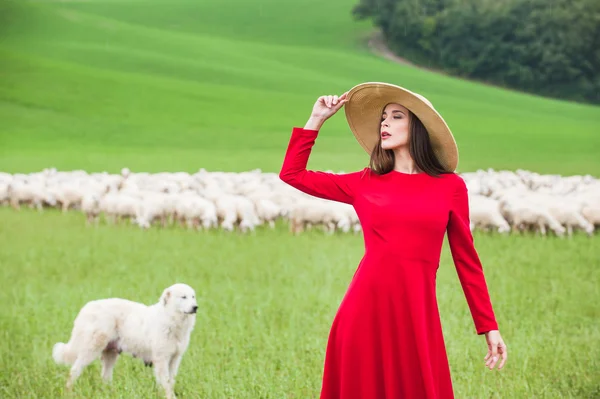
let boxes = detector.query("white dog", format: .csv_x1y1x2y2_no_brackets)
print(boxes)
52,283,198,399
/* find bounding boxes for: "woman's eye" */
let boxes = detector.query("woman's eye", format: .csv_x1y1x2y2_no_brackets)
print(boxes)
182,296,187,299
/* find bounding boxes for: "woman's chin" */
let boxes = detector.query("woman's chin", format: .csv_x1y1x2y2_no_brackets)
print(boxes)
381,140,407,151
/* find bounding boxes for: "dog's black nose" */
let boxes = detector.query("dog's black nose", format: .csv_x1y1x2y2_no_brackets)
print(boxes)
192,306,198,313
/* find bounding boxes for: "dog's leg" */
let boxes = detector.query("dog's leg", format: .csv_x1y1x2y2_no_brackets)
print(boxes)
101,349,119,383
66,331,110,390
168,354,183,389
154,357,176,399
66,351,99,391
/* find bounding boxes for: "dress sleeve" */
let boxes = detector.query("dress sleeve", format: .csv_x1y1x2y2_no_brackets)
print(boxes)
447,175,499,335
279,127,363,204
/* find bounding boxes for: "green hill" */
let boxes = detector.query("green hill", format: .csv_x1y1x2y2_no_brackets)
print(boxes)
1,0,599,175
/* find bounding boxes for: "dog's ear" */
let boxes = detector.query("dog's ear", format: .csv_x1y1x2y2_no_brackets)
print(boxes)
161,289,171,306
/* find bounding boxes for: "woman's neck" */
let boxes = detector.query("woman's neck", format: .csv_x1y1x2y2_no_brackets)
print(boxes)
392,148,421,174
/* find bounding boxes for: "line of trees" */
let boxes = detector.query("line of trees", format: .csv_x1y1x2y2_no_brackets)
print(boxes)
352,0,600,104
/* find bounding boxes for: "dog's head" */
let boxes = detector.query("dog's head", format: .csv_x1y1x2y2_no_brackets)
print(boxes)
160,283,198,316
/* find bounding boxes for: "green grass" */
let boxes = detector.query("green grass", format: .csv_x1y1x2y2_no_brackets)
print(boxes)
0,0,599,176
0,208,599,398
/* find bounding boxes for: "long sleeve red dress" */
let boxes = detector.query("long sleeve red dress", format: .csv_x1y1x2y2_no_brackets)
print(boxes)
279,127,499,399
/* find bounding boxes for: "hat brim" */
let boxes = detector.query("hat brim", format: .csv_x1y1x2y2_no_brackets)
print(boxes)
344,82,458,172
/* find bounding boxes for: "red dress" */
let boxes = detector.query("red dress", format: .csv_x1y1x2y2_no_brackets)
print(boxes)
279,127,499,399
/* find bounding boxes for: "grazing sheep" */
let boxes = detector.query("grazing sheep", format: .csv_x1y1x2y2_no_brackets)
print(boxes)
469,195,511,234
2,167,597,237
499,198,566,237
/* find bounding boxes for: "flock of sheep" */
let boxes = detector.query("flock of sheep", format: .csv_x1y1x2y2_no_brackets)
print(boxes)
1,167,599,237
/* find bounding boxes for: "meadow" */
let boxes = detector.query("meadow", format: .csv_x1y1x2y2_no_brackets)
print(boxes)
1,208,599,398
1,0,599,398
1,0,599,175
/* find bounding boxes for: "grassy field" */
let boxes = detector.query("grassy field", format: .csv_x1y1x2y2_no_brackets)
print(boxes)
0,209,599,398
1,0,600,398
0,0,599,176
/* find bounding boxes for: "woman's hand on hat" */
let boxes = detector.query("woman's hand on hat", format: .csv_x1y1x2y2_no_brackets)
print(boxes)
484,330,507,370
309,91,349,122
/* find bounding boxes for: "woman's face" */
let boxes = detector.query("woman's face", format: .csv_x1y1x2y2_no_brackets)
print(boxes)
380,103,410,151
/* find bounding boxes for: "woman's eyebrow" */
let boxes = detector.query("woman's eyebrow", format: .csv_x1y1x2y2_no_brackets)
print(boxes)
382,110,406,115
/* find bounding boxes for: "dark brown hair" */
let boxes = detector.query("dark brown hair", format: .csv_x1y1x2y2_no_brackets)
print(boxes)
368,110,450,177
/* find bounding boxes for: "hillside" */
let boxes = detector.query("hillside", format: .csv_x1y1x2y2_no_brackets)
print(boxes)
1,0,598,175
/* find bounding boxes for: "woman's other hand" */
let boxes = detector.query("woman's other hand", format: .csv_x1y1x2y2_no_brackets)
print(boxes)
484,330,507,370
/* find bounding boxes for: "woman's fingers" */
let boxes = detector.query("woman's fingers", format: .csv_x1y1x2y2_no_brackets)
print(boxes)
485,341,498,368
315,92,349,115
487,343,508,370
322,93,349,108
497,350,508,369
482,332,507,371
483,341,508,370
497,343,508,370
488,354,499,369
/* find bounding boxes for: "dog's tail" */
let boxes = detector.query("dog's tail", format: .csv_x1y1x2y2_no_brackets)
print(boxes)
52,342,77,366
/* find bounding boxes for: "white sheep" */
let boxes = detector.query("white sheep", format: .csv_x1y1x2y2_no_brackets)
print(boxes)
582,204,600,229
289,199,349,235
232,195,262,233
468,194,511,234
499,198,566,237
0,183,9,205
2,168,597,237
99,193,139,224
49,183,85,213
135,193,170,229
173,194,218,230
8,182,56,211
254,198,281,229
527,193,594,237
80,193,102,225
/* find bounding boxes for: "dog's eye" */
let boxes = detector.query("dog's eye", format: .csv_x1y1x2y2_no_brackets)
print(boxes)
182,296,187,299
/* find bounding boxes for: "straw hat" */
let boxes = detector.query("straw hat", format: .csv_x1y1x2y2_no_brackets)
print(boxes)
344,82,459,172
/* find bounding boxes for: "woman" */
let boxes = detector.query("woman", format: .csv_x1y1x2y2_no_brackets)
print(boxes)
279,82,507,398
